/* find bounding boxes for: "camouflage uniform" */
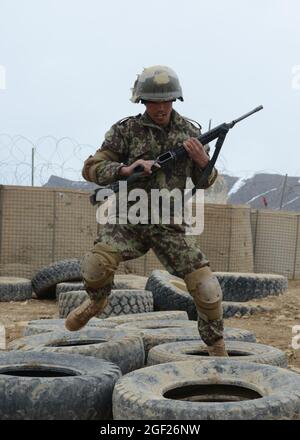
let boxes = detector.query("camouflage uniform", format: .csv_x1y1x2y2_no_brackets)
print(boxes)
82,109,224,346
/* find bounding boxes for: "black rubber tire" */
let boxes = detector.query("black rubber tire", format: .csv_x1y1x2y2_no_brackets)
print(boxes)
117,319,199,331
116,321,256,354
56,282,84,299
96,289,154,318
146,271,270,319
58,290,87,317
147,340,288,367
32,259,82,299
222,302,269,318
111,274,148,290
23,318,117,336
58,289,154,318
23,312,189,337
112,359,300,420
55,274,148,299
24,312,189,336
105,310,189,325
0,350,121,420
215,271,288,301
9,328,144,374
0,277,32,302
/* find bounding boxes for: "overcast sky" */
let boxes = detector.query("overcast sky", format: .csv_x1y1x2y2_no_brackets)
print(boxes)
0,0,299,184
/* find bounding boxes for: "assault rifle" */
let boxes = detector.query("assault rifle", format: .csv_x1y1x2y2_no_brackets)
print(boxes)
90,105,263,205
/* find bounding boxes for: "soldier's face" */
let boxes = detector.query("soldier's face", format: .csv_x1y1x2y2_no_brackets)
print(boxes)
145,101,173,127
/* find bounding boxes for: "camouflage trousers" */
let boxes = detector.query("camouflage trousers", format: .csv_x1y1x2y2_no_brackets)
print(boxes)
89,222,224,346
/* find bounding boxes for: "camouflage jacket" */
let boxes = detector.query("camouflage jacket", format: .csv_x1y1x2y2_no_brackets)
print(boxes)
82,109,218,193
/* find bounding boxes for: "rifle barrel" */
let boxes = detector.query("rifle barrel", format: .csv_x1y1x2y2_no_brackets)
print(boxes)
231,105,263,127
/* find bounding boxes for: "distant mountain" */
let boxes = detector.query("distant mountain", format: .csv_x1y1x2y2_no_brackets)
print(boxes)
44,175,98,191
44,174,300,212
223,173,300,211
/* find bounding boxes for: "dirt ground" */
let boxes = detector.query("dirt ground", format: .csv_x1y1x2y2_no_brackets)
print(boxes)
0,281,300,371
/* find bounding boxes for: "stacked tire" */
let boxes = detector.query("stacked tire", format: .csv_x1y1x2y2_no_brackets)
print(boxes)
31,259,82,299
5,311,299,420
145,270,284,319
0,277,32,302
4,264,296,420
58,289,154,319
112,360,300,420
0,351,121,420
9,328,145,375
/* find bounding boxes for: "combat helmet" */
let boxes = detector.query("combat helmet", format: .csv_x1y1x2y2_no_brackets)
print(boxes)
131,65,184,103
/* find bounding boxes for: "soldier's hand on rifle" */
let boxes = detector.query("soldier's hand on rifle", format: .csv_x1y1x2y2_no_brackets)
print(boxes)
119,159,161,177
183,137,209,169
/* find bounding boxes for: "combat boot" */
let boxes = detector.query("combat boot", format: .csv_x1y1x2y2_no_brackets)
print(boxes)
207,338,229,357
65,296,108,331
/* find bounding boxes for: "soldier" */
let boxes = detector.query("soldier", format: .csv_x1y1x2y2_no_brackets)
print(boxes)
65,65,228,356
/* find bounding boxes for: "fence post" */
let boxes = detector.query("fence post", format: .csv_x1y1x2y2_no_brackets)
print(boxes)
293,215,300,280
227,206,233,272
31,147,35,187
0,186,3,276
252,209,259,272
52,191,57,262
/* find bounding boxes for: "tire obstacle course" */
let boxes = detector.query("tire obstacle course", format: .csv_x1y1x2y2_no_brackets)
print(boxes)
0,264,298,420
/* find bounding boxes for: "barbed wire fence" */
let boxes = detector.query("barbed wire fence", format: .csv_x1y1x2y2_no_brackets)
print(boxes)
0,133,97,187
3,133,299,210
0,132,231,188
